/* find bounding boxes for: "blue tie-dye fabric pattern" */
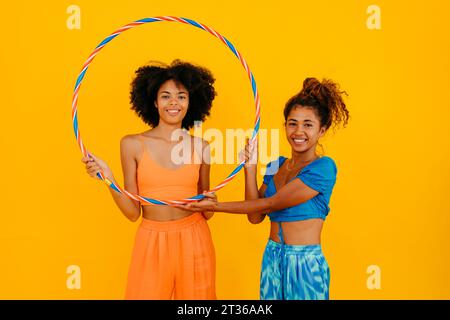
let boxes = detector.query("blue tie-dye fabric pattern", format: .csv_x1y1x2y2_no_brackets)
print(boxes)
260,239,330,300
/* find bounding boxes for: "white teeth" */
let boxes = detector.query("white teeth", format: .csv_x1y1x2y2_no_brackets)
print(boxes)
166,109,180,115
294,139,306,143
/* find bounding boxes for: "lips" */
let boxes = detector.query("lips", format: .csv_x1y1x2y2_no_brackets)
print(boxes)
165,109,181,116
292,137,308,144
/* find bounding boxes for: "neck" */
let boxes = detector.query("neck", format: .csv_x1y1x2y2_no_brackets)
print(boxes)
290,146,318,164
153,122,185,141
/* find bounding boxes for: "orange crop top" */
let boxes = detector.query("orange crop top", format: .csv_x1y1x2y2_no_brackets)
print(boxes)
136,134,201,204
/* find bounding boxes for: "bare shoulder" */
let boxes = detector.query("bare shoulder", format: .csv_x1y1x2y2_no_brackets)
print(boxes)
191,135,209,149
191,135,209,164
120,133,141,146
191,135,210,156
120,134,142,157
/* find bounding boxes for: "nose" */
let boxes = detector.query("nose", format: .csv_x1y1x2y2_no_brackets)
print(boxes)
293,126,305,135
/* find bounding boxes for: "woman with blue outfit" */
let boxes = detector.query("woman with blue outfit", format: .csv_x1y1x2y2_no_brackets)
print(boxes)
175,77,349,300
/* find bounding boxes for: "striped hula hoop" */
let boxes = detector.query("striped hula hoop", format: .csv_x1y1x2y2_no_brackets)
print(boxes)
72,16,260,205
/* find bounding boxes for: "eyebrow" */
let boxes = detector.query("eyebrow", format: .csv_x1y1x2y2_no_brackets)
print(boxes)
287,119,314,122
160,91,188,95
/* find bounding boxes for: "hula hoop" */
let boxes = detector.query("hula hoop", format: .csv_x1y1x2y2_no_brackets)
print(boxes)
72,16,260,205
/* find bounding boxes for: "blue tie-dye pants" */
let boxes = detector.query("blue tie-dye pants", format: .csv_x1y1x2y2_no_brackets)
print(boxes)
260,224,330,300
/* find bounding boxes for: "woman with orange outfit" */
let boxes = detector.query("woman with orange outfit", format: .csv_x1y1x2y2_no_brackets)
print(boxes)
81,60,217,300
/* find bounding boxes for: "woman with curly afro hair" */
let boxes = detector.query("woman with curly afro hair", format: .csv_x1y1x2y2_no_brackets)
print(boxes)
81,60,218,299
176,77,350,300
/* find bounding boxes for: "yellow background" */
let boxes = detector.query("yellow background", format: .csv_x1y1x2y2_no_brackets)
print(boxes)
1,0,449,299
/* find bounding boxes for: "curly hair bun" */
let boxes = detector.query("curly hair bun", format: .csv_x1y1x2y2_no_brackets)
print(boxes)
284,77,350,130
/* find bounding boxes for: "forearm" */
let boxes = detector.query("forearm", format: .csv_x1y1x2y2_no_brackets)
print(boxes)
244,165,259,200
197,166,214,220
243,165,266,223
213,198,272,215
105,177,141,222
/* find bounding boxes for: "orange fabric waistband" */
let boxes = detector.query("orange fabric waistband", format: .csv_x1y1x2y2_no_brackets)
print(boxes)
139,212,204,231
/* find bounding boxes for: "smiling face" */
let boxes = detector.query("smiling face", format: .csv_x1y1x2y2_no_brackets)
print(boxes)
285,105,326,153
154,79,189,126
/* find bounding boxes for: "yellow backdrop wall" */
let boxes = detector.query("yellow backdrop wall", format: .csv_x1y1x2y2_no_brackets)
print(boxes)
1,0,449,299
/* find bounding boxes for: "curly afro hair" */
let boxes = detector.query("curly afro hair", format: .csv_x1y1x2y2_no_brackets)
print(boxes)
130,60,217,130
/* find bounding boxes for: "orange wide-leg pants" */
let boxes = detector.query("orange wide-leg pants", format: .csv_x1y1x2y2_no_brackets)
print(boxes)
124,212,216,300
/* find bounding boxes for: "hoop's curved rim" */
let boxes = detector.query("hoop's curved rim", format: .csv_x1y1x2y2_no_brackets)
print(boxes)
72,16,260,205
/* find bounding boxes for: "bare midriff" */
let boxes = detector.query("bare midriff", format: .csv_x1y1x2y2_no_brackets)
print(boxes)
269,218,324,245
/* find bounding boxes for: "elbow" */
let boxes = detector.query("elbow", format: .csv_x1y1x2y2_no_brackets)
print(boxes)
248,218,261,225
128,215,140,222
247,213,264,224
245,198,272,222
202,212,214,220
126,207,141,222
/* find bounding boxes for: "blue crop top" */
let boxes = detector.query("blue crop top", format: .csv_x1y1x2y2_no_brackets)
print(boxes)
263,156,337,222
